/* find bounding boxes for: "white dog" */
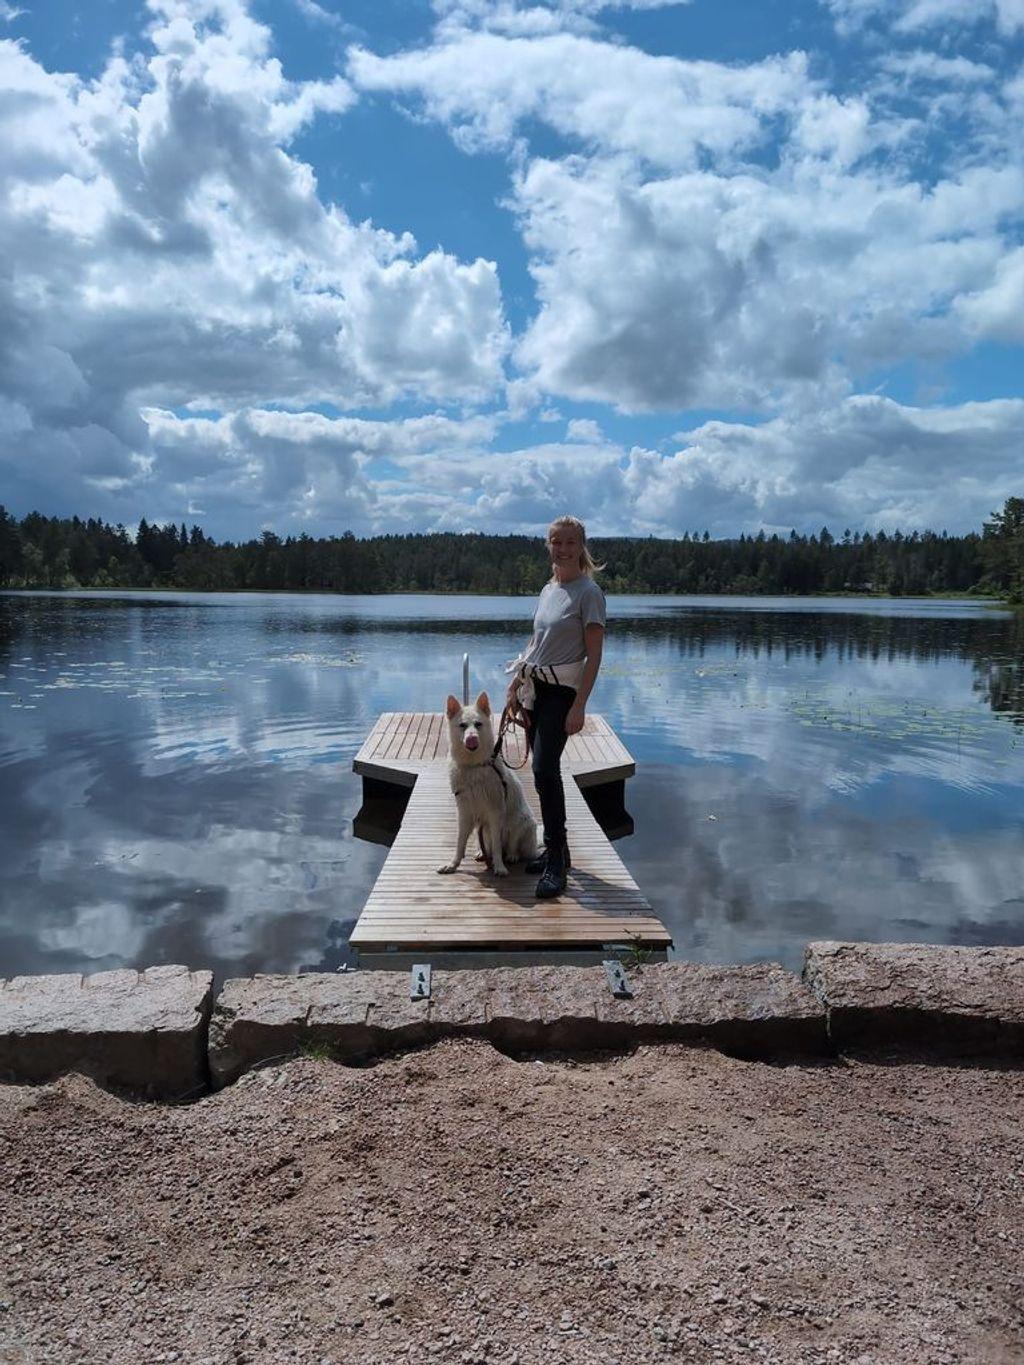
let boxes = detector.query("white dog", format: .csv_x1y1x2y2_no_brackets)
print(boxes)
437,692,539,877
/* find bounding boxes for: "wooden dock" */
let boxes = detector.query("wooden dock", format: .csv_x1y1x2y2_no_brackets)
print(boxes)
350,712,672,952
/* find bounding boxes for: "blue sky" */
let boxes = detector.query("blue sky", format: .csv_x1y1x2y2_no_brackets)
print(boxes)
1,0,1022,540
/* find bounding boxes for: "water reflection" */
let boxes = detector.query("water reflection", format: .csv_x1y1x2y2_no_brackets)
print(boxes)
976,658,1024,725
0,590,1021,981
627,764,1024,970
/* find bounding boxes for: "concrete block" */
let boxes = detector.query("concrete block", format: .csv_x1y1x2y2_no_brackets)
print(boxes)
0,965,212,1098
209,971,433,1085
592,962,669,1035
209,961,828,1082
425,969,491,1032
652,961,826,1054
804,941,1024,1054
474,965,605,1051
331,973,431,1051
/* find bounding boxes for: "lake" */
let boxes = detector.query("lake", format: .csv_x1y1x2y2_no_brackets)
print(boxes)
1,590,1022,981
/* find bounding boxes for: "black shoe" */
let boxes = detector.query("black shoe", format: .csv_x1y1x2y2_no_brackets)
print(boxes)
526,843,571,876
536,842,569,899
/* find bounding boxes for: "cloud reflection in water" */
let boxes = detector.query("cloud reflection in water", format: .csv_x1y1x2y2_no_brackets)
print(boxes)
0,591,1021,979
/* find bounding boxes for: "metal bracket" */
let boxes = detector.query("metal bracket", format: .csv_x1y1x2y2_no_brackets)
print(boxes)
603,959,632,998
411,963,431,1001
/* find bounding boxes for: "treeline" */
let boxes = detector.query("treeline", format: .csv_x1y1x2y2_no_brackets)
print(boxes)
1,500,1021,601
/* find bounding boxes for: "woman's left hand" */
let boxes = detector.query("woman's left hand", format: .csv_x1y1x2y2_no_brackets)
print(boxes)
565,700,586,735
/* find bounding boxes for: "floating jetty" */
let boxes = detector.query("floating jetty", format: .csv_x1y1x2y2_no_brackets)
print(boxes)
349,711,673,954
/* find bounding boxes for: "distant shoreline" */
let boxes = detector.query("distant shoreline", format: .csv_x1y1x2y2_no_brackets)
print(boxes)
0,585,1015,606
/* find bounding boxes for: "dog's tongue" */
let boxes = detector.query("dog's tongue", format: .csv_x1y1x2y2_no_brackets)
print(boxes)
465,733,480,750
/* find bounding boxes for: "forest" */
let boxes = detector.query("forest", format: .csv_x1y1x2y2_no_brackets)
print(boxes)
0,499,1021,602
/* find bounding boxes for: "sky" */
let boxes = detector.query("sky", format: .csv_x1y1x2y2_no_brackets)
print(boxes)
0,0,1022,542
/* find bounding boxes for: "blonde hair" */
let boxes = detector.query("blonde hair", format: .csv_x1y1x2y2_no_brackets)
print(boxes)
547,514,605,579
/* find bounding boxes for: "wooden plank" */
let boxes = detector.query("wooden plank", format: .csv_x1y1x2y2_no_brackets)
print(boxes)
355,908,663,920
390,712,419,759
582,732,609,762
572,763,634,789
350,712,670,950
391,711,415,759
570,731,601,764
430,713,445,756
364,867,639,881
353,941,669,951
415,711,436,758
367,867,637,884
352,713,390,766
368,712,403,759
361,872,641,892
356,925,662,933
401,711,428,760
355,920,668,931
353,933,671,946
592,732,620,762
368,863,633,874
366,870,639,885
352,759,418,790
353,927,671,947
355,909,661,921
355,712,634,789
415,712,438,760
352,910,669,930
373,712,401,760
364,896,643,905
382,715,409,758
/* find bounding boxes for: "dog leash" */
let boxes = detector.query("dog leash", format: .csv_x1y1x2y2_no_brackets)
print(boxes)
493,699,533,771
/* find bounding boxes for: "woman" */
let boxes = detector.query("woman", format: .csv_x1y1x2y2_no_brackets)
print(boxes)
507,515,606,898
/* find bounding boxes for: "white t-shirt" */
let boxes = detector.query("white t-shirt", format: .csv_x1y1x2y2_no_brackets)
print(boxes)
522,576,606,668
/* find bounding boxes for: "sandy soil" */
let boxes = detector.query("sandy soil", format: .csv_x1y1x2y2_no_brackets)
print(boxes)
1,1038,1022,1365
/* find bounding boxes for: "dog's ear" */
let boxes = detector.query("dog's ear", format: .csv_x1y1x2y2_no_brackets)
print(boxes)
476,691,490,715
445,694,462,719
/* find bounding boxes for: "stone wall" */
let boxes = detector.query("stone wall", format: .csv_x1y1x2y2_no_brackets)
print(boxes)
1,943,1021,1099
0,965,213,1099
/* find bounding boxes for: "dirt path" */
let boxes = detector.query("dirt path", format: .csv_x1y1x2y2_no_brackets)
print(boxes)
1,1039,1022,1364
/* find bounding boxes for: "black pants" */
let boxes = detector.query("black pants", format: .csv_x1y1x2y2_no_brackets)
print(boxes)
531,679,575,849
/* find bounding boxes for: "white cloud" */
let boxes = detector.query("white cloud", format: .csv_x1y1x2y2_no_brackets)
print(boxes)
292,0,347,29
434,436,629,531
0,0,508,525
351,27,1024,413
141,406,500,534
956,247,1024,342
141,405,634,536
3,0,1022,543
824,0,1024,36
565,417,602,441
638,395,1024,537
877,50,996,87
512,155,1021,411
446,396,1024,537
144,393,1024,539
432,0,691,39
351,34,812,169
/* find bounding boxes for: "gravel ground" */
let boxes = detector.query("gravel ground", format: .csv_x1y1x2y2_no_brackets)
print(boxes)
1,1038,1022,1365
